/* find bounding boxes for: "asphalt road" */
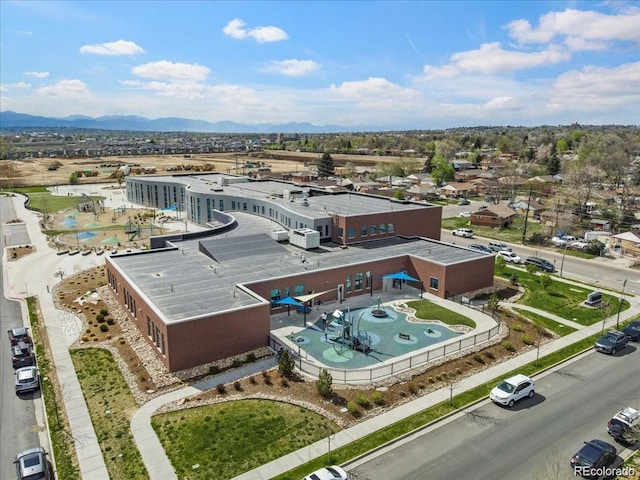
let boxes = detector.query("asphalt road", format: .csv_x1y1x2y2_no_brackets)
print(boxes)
350,347,639,480
0,197,41,480
439,227,636,295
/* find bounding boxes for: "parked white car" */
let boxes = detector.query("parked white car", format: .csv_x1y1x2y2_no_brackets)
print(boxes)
490,374,535,407
498,251,521,264
452,228,474,238
303,465,348,480
458,211,471,218
570,240,589,250
551,236,568,247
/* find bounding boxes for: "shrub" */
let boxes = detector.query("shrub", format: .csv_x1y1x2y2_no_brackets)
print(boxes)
346,401,361,417
249,375,257,385
208,365,220,375
233,380,242,391
455,368,462,375
371,391,385,406
501,340,515,352
509,272,519,285
521,334,535,346
316,369,333,398
483,351,496,360
100,308,108,316
407,382,418,395
246,352,257,363
473,354,485,364
261,370,269,378
99,324,109,332
427,377,436,384
232,359,244,368
95,314,105,323
355,395,370,408
512,323,524,332
216,383,226,394
278,349,295,378
280,377,289,387
106,318,115,325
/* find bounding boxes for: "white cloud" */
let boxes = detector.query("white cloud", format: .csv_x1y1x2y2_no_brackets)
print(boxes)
24,71,49,78
483,96,524,111
37,79,90,97
222,18,288,43
131,61,210,82
1,82,30,91
265,59,319,76
136,81,208,100
430,42,570,75
506,8,640,50
80,39,144,56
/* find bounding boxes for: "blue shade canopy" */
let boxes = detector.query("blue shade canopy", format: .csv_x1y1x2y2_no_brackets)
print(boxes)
381,271,419,282
275,295,303,307
162,205,178,211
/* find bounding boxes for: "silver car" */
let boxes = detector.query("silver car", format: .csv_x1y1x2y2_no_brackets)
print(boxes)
14,447,50,480
15,366,40,394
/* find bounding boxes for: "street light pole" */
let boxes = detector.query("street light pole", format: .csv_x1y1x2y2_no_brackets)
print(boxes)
560,243,568,278
616,279,627,330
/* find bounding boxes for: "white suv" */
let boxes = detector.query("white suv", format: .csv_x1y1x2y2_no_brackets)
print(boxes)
490,374,535,407
452,228,474,238
498,251,521,264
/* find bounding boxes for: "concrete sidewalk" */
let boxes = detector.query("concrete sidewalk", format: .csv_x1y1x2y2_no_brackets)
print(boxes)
231,299,640,480
4,193,110,479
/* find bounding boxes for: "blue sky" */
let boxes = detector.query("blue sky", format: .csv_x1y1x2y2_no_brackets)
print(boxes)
1,1,639,130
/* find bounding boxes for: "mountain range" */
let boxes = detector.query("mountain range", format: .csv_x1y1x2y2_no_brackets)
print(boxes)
0,111,351,134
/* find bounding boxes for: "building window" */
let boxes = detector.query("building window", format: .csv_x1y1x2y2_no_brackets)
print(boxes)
346,274,352,293
365,271,371,289
155,325,161,348
294,284,304,296
160,333,165,355
147,316,153,337
370,225,377,235
355,272,363,290
388,223,394,233
430,277,439,290
337,227,344,238
347,227,355,239
360,225,368,236
379,223,386,234
270,288,281,306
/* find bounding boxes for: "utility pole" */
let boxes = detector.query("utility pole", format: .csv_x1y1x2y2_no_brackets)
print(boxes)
521,185,532,244
616,279,627,330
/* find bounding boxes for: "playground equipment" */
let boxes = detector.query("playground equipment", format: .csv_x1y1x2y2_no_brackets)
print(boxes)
370,296,388,318
330,308,372,355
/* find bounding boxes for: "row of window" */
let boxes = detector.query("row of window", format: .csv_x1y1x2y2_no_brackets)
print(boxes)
147,316,165,355
338,223,395,239
270,284,306,305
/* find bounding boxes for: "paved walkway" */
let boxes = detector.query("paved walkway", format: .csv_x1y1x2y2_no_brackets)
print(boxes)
4,188,639,480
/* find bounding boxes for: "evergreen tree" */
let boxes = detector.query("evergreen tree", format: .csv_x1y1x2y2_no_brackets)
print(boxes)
278,349,295,378
316,368,333,398
317,152,335,178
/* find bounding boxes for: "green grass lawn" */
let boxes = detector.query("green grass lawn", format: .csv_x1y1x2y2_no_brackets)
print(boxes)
152,399,340,480
497,267,628,325
13,186,104,213
511,307,577,336
71,348,149,480
406,299,476,328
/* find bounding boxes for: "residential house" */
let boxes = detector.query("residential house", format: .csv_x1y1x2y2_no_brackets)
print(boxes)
510,199,546,221
589,219,612,231
610,230,640,258
439,182,476,199
470,204,517,228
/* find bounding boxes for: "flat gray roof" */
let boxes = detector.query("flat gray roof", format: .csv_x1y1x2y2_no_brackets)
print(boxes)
134,173,436,219
109,211,490,324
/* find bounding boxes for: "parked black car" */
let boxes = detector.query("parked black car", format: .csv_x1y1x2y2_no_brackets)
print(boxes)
524,257,555,272
11,341,35,369
623,320,640,341
594,330,628,354
570,439,617,478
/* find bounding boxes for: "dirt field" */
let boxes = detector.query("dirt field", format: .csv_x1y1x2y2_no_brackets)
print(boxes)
1,151,394,188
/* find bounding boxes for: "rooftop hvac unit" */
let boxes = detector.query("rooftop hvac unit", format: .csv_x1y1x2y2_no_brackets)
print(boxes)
288,228,320,250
